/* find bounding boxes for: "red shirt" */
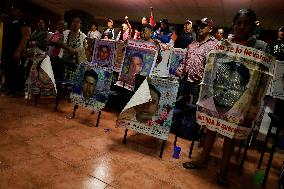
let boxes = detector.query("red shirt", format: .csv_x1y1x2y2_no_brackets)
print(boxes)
48,31,62,57
177,37,217,82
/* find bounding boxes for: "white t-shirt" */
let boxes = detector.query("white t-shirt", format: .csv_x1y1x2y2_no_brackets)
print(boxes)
87,30,101,39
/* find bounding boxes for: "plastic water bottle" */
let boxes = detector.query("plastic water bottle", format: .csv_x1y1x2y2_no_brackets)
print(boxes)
173,146,181,159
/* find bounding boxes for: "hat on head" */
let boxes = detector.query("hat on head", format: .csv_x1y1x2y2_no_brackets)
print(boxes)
196,17,214,27
106,17,113,23
279,26,284,32
160,19,168,25
185,20,192,24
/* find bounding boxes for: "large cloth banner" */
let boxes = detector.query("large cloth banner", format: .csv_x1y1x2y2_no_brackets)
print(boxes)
27,53,57,96
70,63,112,112
116,39,158,91
113,41,126,72
269,61,284,100
151,49,171,77
196,42,275,139
92,39,116,71
117,77,179,140
168,48,187,77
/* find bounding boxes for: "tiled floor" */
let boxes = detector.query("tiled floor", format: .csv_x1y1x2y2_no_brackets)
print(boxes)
0,95,282,189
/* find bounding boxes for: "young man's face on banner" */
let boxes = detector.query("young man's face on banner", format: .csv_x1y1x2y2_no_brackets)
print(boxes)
98,46,110,61
82,74,97,99
38,68,51,85
129,55,143,76
134,88,160,123
213,62,250,112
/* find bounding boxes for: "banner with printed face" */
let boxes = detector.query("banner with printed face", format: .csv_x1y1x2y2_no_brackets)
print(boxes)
70,63,112,112
270,61,284,100
113,41,126,72
168,48,187,77
84,38,95,62
27,54,57,96
92,39,116,71
151,49,171,77
196,41,275,140
117,77,179,140
116,40,158,91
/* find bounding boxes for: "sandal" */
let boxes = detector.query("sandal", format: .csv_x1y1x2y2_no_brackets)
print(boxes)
182,161,207,169
216,172,229,187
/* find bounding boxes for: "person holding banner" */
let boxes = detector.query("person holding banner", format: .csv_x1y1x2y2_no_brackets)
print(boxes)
134,7,156,40
101,17,117,40
140,24,162,65
175,17,217,110
182,9,270,187
152,19,172,44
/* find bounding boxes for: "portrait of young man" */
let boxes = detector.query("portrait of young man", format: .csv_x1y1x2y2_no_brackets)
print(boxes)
82,69,98,99
134,84,161,123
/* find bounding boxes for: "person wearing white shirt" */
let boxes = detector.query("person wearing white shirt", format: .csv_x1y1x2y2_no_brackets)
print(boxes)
87,23,101,39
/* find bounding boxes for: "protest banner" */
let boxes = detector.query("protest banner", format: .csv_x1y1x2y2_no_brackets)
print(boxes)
27,54,56,96
116,39,158,91
117,77,179,140
151,49,171,77
113,41,126,72
168,48,187,77
70,63,112,112
92,39,116,71
197,41,275,139
270,61,284,100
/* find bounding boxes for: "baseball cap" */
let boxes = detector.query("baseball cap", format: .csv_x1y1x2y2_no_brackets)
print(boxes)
185,20,192,24
106,17,113,23
196,17,214,27
279,26,284,32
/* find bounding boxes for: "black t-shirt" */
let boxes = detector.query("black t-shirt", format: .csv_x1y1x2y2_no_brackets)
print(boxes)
2,18,29,59
270,40,284,61
174,32,194,49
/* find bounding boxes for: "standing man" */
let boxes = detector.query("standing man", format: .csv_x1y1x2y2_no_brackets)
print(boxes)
30,19,48,52
174,20,196,48
176,17,217,104
270,26,284,141
1,4,31,96
87,22,101,39
101,17,116,40
270,26,284,61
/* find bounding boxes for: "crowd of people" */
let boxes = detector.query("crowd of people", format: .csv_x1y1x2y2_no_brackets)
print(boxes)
1,3,284,188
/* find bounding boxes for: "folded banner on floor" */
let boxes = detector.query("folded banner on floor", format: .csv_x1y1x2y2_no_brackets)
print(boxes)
168,48,187,77
117,77,179,140
151,49,171,77
196,41,275,140
27,53,57,96
92,39,116,71
70,63,112,112
116,40,158,91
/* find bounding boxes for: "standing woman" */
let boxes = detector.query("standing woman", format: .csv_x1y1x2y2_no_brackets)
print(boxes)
183,9,269,187
61,17,87,80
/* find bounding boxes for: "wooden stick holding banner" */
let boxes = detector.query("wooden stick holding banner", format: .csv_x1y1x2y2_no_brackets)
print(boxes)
71,104,79,119
95,111,102,127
